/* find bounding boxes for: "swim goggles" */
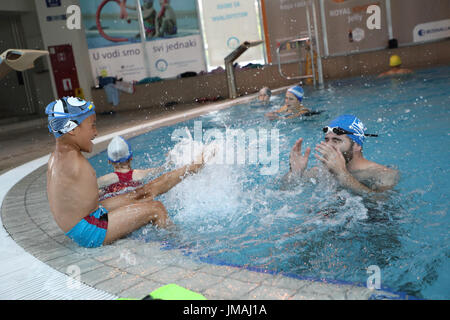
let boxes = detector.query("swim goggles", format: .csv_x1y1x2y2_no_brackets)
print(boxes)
322,126,378,137
46,98,94,135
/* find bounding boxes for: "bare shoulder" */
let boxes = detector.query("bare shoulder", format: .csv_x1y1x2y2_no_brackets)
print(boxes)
352,163,399,191
49,150,84,180
399,68,413,74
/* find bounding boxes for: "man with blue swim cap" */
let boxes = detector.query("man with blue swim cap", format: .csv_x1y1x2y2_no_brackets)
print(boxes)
46,96,207,248
283,114,399,194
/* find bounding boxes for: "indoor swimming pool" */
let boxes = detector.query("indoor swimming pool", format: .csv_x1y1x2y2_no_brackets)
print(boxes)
90,65,450,299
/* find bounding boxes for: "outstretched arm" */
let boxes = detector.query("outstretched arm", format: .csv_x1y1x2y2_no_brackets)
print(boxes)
265,106,288,119
97,172,118,189
133,167,165,181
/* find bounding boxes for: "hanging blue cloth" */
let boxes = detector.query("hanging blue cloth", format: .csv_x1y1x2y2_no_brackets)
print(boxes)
104,83,119,107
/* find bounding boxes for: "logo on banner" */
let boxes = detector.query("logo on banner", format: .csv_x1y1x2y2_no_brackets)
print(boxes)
66,5,81,30
46,0,61,7
366,4,381,30
227,36,240,50
155,59,168,72
413,19,450,42
352,28,365,42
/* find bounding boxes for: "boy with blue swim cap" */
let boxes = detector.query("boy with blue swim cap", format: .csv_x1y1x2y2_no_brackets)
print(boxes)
282,114,399,194
46,97,206,248
46,97,96,138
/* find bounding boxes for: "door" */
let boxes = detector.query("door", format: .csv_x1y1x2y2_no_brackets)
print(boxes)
48,44,81,98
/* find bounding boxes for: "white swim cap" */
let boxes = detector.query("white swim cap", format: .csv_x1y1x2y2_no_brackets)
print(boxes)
107,136,132,163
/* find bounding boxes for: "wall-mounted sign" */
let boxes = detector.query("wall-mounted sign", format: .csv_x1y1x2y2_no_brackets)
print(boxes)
46,0,62,8
413,19,450,43
80,0,206,81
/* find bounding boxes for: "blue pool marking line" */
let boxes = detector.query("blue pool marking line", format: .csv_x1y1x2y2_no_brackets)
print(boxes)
200,254,422,300
157,220,422,300
0,88,290,299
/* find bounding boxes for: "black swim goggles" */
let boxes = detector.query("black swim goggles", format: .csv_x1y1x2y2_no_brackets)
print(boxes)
322,126,378,137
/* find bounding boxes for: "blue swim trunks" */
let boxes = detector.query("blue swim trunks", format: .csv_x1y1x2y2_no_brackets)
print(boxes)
65,205,109,248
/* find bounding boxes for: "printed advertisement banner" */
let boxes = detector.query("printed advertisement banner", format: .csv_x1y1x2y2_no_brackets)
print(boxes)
79,0,206,81
323,0,388,55
88,34,205,81
413,19,450,43
199,0,264,69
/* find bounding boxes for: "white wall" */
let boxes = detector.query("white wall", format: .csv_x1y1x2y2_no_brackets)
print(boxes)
34,0,93,101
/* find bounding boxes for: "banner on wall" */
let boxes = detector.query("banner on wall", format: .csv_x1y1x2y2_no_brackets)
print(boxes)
199,0,264,69
413,19,450,43
89,34,205,80
79,0,206,82
323,0,388,55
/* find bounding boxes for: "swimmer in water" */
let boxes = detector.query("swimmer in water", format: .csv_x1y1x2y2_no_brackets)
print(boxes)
257,87,271,103
97,136,164,200
265,85,318,120
282,114,399,194
46,97,206,248
126,0,157,38
377,54,413,78
156,0,177,37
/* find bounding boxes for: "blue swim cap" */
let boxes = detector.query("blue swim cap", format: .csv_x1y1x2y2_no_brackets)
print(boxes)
287,85,304,103
45,97,95,138
328,114,367,146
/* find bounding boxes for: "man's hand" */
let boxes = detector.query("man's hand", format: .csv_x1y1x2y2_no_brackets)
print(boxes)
289,138,311,174
314,142,347,175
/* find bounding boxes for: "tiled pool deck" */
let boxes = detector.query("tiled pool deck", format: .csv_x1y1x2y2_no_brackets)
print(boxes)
0,91,409,300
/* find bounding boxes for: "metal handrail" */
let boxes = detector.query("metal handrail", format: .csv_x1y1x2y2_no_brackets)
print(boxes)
275,0,323,88
225,40,263,99
276,37,315,81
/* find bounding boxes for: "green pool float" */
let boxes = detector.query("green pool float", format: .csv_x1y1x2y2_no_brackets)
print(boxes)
118,283,206,300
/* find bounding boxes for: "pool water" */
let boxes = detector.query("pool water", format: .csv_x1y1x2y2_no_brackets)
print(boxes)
91,66,450,299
